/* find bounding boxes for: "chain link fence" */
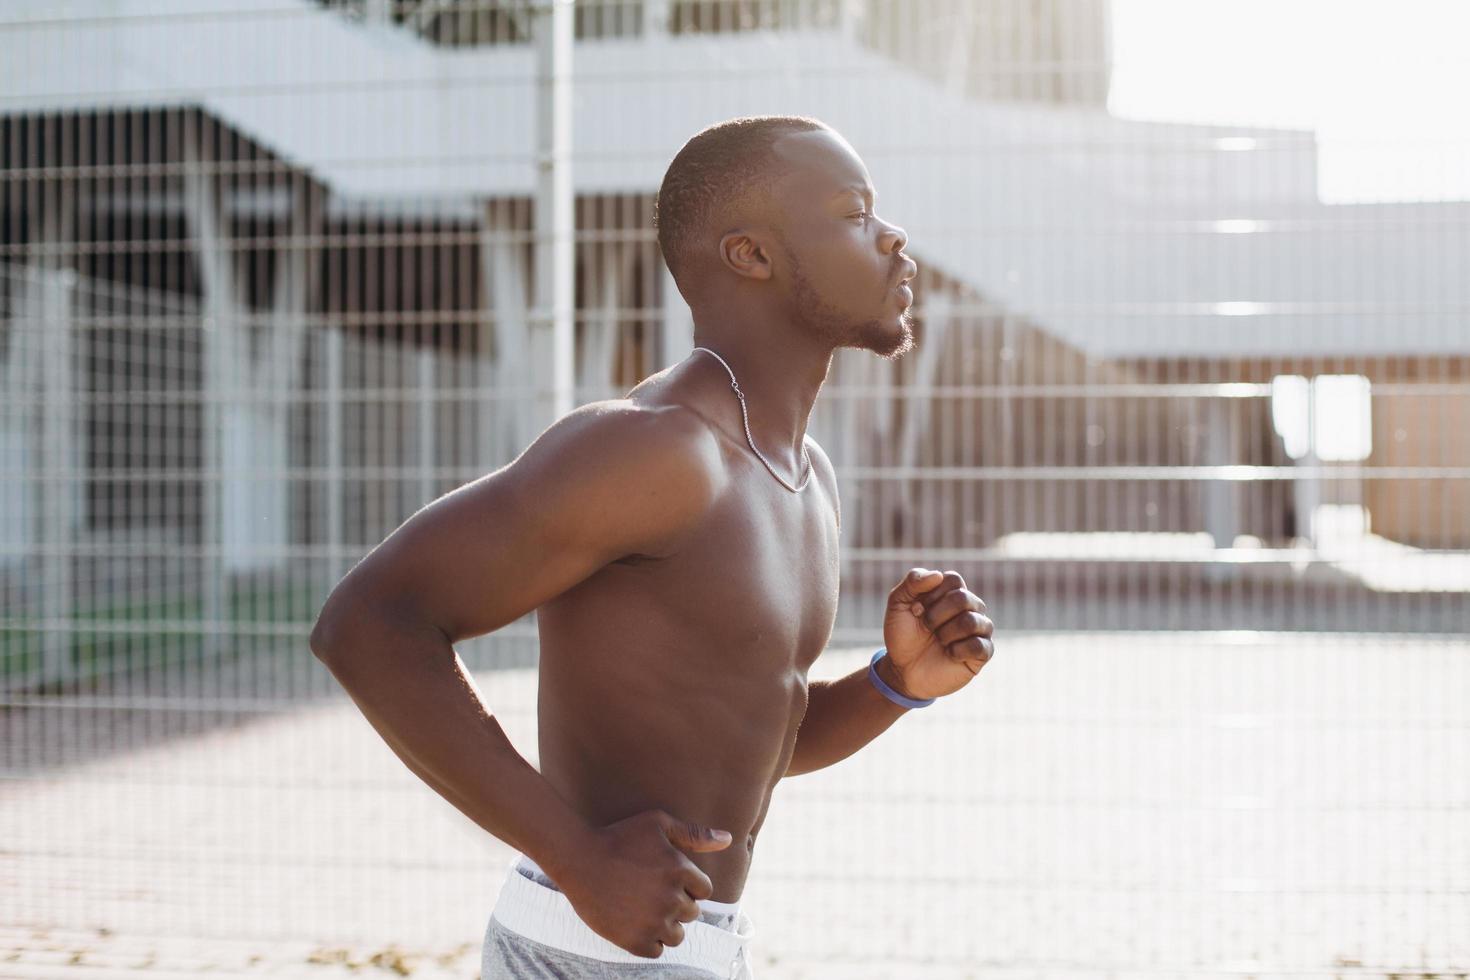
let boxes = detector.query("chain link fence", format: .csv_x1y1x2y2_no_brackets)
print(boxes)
3,1,1466,976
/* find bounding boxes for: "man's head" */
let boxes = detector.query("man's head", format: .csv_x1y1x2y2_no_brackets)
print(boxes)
654,115,918,359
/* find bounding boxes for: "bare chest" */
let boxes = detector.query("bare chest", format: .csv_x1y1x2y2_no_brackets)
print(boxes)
541,470,841,675
677,477,841,669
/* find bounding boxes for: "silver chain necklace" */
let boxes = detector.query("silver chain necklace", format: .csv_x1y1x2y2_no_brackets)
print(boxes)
691,346,812,493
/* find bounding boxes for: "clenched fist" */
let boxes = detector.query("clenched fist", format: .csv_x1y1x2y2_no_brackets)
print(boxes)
881,567,995,701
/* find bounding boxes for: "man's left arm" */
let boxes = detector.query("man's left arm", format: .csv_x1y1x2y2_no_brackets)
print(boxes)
784,568,995,777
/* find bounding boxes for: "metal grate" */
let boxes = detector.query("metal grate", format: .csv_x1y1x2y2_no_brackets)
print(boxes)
2,1,1466,976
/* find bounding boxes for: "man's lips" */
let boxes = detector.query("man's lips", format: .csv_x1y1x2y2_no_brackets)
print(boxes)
893,257,919,289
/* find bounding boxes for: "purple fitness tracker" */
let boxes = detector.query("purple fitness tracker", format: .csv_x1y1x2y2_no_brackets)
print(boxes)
868,648,936,709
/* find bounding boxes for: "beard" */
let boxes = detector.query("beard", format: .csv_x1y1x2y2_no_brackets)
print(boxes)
788,257,916,360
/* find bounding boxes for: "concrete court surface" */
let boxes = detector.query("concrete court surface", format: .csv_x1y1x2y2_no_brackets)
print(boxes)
2,633,1468,979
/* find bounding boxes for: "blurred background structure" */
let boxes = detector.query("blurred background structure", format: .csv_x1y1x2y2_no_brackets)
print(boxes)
2,1,1467,977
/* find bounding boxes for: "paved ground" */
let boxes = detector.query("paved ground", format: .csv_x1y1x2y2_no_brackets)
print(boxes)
3,633,1468,979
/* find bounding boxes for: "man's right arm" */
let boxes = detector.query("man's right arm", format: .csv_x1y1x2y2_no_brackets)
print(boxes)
308,401,724,889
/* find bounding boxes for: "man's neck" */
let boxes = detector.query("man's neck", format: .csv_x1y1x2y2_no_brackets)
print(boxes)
689,330,833,468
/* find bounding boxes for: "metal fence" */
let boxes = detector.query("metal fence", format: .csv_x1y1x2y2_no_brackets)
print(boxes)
2,1,1467,976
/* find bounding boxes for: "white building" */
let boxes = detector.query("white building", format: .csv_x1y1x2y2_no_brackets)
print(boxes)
2,0,1466,685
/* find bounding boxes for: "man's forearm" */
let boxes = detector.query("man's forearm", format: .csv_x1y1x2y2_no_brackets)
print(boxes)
311,609,592,881
784,655,912,777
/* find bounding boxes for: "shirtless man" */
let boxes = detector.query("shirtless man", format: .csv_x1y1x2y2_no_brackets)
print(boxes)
309,115,996,979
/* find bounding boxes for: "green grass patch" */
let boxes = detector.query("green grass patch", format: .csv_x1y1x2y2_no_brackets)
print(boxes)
2,581,324,691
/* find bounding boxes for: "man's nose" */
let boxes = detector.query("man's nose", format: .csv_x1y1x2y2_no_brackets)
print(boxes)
881,219,908,253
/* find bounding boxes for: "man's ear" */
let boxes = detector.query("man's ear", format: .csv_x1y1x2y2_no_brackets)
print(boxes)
717,231,773,282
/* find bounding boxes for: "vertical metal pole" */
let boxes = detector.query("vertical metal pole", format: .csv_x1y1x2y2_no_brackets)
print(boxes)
943,0,975,100
647,0,672,37
363,0,391,27
1202,395,1238,583
39,267,77,684
200,305,224,663
1297,378,1320,548
837,0,863,42
417,347,436,504
324,329,344,583
182,121,228,662
534,0,575,427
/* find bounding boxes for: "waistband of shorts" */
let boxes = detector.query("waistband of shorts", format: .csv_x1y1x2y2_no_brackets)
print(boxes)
491,857,754,971
516,854,743,919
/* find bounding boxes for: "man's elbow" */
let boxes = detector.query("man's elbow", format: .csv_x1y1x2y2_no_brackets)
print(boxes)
310,617,336,664
309,585,362,662
308,599,354,667
309,585,440,664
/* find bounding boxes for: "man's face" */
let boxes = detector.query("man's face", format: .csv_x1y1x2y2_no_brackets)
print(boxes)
766,129,918,359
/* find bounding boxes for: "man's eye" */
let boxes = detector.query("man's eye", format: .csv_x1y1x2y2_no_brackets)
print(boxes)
851,211,869,221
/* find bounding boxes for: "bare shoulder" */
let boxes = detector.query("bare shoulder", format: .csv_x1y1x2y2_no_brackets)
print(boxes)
315,397,729,645
803,433,841,530
513,397,728,527
802,433,836,485
538,396,721,465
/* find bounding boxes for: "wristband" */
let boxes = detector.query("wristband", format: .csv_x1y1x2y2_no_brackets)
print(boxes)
868,648,936,709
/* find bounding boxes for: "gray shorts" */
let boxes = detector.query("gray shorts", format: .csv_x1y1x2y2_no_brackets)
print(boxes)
482,855,756,979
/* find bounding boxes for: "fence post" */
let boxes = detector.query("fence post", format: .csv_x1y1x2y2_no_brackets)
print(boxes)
533,0,575,426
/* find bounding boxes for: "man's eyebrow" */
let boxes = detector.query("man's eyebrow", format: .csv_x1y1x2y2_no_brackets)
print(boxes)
830,184,876,205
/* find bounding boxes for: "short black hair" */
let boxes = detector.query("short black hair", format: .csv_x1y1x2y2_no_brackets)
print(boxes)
654,114,829,294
